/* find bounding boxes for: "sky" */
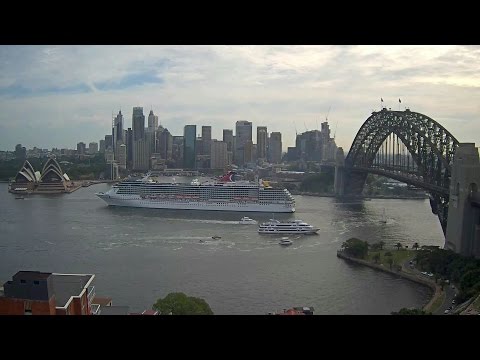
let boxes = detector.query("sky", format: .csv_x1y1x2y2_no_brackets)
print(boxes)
0,45,479,152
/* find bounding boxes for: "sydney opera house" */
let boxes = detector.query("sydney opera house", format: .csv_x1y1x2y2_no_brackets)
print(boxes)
9,157,72,194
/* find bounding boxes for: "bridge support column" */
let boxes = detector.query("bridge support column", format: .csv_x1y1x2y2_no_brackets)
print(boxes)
445,143,480,257
334,147,345,196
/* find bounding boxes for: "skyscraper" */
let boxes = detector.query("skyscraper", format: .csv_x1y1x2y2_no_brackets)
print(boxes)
126,128,133,166
88,142,98,154
257,126,268,160
113,110,124,150
99,139,105,153
104,135,113,150
210,140,227,169
269,132,282,164
77,142,86,155
183,125,196,169
201,126,212,156
132,107,145,141
147,110,158,131
235,120,252,166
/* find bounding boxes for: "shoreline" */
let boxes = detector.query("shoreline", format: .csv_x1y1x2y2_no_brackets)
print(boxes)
336,251,441,312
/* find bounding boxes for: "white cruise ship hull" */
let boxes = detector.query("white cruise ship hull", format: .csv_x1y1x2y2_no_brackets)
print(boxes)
96,193,295,213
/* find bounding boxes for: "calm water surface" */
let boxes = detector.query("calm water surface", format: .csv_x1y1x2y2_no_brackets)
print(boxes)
0,182,444,314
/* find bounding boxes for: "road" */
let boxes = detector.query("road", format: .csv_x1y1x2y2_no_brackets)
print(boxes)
401,258,457,314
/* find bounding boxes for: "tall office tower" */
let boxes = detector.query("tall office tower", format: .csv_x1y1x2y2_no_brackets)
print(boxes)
244,140,254,164
201,126,212,155
126,128,133,165
183,125,196,169
172,136,184,168
117,144,127,169
223,129,234,151
104,135,113,150
113,110,124,150
158,128,173,160
77,142,86,155
14,144,26,159
133,138,150,171
147,110,158,131
257,126,268,160
235,120,252,166
223,129,234,166
132,107,145,141
210,140,227,169
88,142,98,154
269,132,282,164
99,139,105,153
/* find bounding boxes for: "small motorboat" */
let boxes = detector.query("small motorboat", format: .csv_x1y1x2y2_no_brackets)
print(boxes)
212,235,222,240
238,216,257,225
279,238,293,246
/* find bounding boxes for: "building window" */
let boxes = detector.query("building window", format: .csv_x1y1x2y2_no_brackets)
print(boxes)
20,280,26,284
34,281,39,285
24,301,32,315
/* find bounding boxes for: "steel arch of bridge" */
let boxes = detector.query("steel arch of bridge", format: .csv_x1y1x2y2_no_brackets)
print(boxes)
344,109,459,233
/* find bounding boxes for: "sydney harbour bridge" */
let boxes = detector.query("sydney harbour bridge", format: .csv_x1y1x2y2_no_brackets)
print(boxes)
333,108,480,258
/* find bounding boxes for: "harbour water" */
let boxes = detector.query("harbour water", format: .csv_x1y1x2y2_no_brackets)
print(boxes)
0,182,444,314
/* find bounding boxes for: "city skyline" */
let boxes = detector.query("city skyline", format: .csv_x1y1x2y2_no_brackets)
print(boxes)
1,45,479,151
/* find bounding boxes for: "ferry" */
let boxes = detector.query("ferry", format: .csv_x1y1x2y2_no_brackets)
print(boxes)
258,219,319,234
95,171,295,213
238,216,257,225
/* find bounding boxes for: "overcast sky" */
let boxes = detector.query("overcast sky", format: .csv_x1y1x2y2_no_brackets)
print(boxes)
0,45,479,152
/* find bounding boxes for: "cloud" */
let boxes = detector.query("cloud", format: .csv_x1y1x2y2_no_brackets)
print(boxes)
0,45,479,152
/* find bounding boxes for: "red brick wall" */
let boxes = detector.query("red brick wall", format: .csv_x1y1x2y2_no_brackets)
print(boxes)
0,297,54,315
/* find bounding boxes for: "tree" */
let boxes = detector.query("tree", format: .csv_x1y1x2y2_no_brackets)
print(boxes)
412,242,419,251
341,238,369,259
391,308,431,315
379,241,385,250
153,292,214,315
373,253,381,264
395,242,403,251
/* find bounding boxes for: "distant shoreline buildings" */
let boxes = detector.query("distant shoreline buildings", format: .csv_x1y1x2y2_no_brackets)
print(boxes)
2,107,338,180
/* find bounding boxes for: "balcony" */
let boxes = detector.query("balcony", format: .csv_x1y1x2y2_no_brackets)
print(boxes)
90,304,100,315
87,286,95,305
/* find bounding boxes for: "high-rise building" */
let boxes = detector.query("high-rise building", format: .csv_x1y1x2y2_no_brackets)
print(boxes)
269,132,282,164
223,129,233,151
147,110,158,131
77,142,86,155
88,142,98,154
117,144,127,169
105,147,115,162
133,138,150,171
257,126,268,160
104,135,113,150
126,128,133,166
244,140,254,164
14,144,26,159
235,120,252,166
183,125,196,169
201,126,212,155
132,107,145,141
157,128,173,160
113,110,124,150
172,136,184,168
210,140,227,169
99,139,105,153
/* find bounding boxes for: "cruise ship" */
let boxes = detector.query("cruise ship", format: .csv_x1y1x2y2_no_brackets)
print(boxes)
258,219,319,234
95,172,295,213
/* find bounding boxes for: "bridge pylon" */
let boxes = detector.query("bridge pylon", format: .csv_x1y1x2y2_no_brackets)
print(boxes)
334,147,345,196
445,143,480,257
